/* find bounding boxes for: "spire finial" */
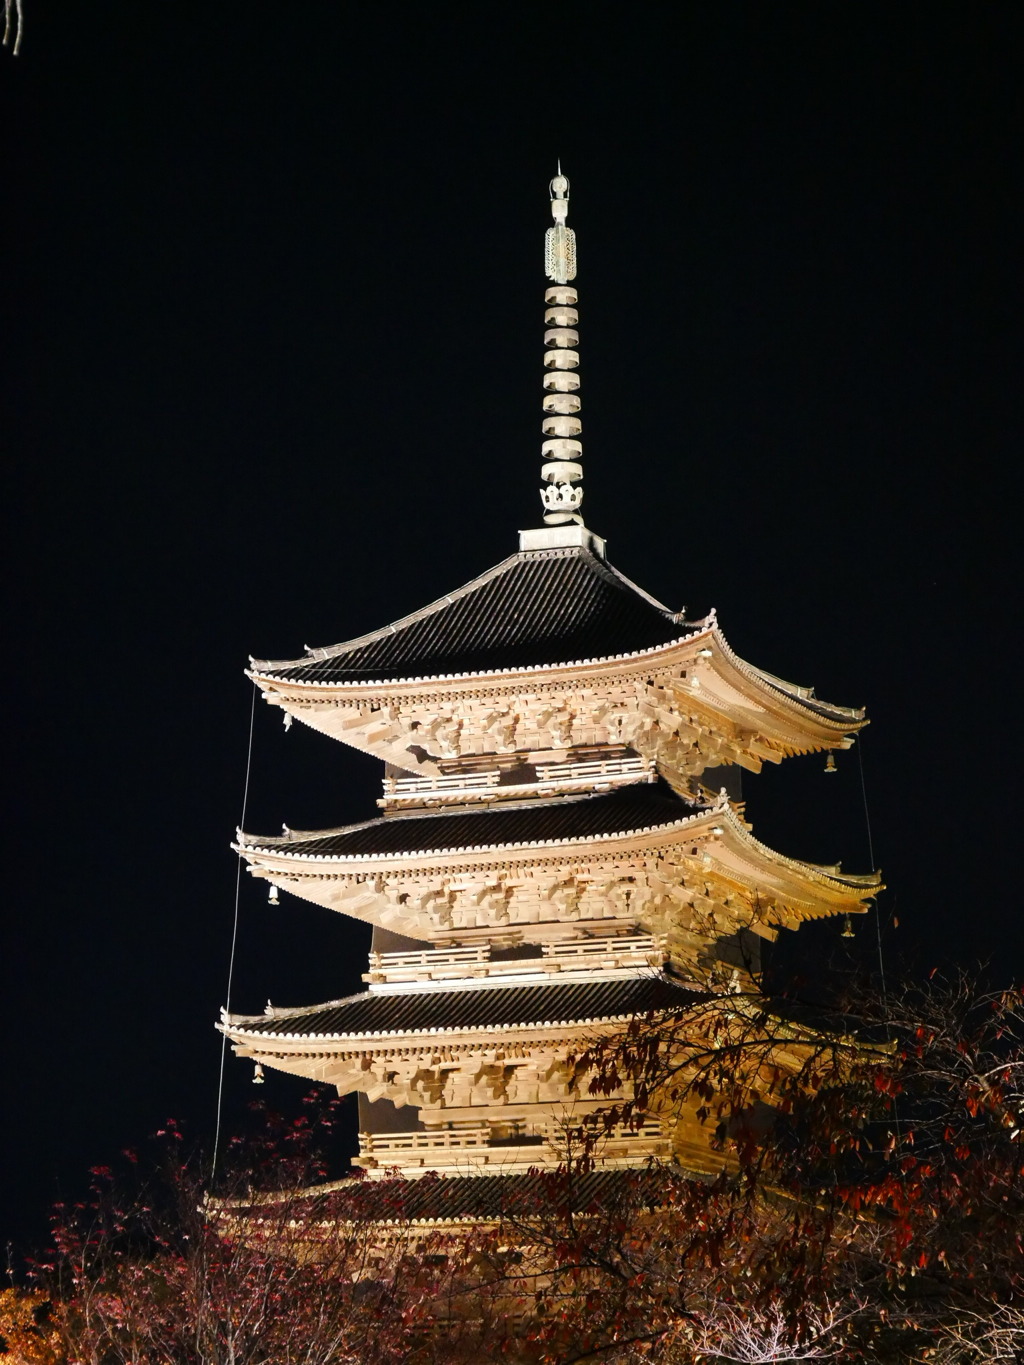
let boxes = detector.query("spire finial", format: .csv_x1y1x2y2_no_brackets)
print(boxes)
541,168,583,527
545,168,574,281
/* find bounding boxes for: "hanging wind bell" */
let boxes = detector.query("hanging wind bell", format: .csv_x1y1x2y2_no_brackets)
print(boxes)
252,1063,265,1085
840,914,855,938
268,884,280,905
824,752,837,773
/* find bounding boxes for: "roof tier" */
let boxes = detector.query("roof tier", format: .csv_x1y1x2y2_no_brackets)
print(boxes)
221,971,829,1183
222,972,703,1115
222,972,703,1166
248,543,867,779
249,778,698,859
225,973,702,1042
237,779,880,948
214,1167,667,1225
252,544,686,683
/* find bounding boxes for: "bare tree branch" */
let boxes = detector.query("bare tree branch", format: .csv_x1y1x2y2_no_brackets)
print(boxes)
3,0,22,55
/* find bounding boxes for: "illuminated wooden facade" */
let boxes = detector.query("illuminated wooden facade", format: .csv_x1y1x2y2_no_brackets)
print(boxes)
220,173,877,1186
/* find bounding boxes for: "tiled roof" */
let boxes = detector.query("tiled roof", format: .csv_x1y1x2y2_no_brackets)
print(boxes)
229,974,703,1039
252,547,691,683
242,779,709,860
230,1168,671,1225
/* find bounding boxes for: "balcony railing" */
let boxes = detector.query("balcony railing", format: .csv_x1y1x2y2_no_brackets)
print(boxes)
534,755,649,784
363,935,666,986
383,770,501,796
378,754,655,809
354,1118,670,1175
359,1126,494,1154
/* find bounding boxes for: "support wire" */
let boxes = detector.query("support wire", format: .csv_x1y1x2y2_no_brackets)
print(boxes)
211,684,257,1180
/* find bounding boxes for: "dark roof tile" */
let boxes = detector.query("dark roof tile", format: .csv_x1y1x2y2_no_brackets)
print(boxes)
243,779,707,859
254,547,690,683
233,974,703,1038
230,1169,673,1224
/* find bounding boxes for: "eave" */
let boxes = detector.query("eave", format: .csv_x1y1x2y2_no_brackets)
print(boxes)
219,972,705,1051
235,796,881,941
247,614,865,778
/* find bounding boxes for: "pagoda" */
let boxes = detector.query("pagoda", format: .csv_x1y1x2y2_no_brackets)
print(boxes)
220,171,879,1187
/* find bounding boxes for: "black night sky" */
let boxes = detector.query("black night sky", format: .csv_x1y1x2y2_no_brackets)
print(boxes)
3,5,1022,1251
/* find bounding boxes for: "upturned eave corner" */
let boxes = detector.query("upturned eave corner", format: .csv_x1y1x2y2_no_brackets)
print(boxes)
245,642,866,792
233,790,879,964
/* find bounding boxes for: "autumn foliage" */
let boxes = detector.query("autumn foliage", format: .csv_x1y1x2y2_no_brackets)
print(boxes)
0,1289,65,1365
4,972,1023,1364
565,969,1024,1361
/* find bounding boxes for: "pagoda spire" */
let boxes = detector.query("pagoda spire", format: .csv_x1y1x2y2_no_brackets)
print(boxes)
541,167,584,527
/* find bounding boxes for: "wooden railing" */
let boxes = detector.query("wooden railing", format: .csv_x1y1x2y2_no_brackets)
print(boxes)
383,770,501,796
354,1118,670,1172
378,754,655,808
371,945,492,970
540,934,658,959
359,1126,494,1154
535,755,650,784
364,935,666,986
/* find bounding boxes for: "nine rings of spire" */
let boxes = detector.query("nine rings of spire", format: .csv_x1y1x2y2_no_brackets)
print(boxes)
541,170,584,526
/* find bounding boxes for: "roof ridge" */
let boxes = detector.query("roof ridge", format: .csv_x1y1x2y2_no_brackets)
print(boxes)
709,623,867,723
236,779,708,855
718,803,882,890
579,550,678,619
251,549,525,671
248,627,706,688
238,795,880,899
221,993,368,1025
250,546,679,674
221,973,703,1038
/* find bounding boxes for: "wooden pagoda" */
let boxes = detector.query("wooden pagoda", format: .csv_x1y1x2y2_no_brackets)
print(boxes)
220,171,878,1199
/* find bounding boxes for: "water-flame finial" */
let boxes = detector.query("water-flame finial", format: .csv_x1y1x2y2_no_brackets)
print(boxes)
541,167,583,526
545,168,575,283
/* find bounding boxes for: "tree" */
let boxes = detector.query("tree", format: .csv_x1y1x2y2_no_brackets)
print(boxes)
24,972,1024,1364
31,1108,482,1365
0,1287,65,1365
559,969,1024,1363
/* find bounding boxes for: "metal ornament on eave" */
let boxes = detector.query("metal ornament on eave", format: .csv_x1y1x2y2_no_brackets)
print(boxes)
542,168,584,528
